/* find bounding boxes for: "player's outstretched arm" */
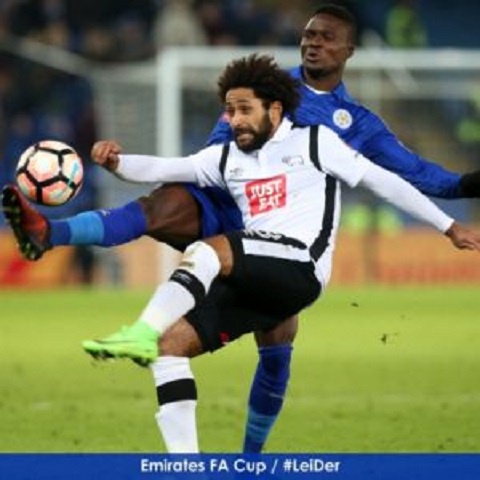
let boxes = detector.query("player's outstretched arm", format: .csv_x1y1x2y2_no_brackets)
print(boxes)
320,125,462,239
445,222,480,251
359,162,480,252
363,120,480,199
90,140,205,185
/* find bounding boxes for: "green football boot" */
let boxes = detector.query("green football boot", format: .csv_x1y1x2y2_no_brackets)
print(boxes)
82,321,159,367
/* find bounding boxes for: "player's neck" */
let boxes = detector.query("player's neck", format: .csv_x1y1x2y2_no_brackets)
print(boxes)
302,68,343,93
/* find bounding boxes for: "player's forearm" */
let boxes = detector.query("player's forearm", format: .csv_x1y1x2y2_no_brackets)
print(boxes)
365,134,464,199
359,163,454,233
115,154,197,184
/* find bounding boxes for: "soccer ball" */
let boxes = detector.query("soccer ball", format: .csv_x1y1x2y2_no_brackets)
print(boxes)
16,140,84,206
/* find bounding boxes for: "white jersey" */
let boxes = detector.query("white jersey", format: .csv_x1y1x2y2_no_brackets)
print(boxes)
117,118,453,286
192,120,367,285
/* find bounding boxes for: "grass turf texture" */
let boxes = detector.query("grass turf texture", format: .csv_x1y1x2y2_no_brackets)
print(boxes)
0,286,479,453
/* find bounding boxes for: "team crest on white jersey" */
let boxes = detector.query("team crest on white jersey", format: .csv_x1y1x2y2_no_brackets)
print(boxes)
282,155,304,167
229,167,244,177
333,109,353,129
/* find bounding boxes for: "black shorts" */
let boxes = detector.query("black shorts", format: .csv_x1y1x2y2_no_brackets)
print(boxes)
186,230,322,352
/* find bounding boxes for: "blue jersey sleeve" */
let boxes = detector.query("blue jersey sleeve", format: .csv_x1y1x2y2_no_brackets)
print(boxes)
206,113,233,146
290,71,465,199
359,113,462,199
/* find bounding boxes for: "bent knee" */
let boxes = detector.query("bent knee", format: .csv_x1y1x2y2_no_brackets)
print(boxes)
159,319,204,357
255,316,298,346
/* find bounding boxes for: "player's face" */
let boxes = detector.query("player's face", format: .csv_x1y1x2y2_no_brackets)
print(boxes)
300,13,354,80
225,88,281,152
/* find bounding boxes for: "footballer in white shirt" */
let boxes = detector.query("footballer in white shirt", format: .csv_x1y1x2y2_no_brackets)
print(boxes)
83,54,480,453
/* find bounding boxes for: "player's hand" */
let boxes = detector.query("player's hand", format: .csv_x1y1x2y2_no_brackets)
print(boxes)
91,140,122,172
445,221,480,251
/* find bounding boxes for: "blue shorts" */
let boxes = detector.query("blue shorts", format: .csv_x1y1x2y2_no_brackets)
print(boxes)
184,184,243,238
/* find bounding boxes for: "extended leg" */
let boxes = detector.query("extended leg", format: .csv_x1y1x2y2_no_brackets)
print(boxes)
140,184,201,248
82,237,227,363
1,184,200,260
243,316,298,453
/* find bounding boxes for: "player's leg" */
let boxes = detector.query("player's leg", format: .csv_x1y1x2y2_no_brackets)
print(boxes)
83,231,320,365
152,279,285,453
1,184,201,260
141,184,201,248
243,316,298,453
152,318,204,453
82,237,227,361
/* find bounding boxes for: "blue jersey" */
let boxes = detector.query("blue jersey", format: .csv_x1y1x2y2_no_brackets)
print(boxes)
194,65,463,237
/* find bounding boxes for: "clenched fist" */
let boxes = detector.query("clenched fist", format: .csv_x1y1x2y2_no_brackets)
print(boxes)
91,140,122,172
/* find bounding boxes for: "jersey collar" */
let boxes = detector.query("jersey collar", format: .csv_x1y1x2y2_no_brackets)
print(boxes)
289,65,353,102
268,118,294,143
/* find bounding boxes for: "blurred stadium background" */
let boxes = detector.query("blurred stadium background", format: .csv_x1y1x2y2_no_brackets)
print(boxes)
1,0,480,287
1,0,480,453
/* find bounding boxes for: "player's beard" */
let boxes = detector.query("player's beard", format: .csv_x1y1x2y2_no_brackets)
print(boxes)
234,113,273,152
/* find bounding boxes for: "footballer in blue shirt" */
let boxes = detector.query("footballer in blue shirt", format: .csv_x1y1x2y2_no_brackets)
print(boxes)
3,3,480,453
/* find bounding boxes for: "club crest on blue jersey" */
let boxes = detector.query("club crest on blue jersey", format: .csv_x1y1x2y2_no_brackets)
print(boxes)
333,109,353,129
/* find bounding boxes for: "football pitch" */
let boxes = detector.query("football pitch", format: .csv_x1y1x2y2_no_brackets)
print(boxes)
1,285,479,453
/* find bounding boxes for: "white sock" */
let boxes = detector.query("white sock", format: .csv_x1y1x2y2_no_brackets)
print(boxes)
151,356,198,453
140,282,195,333
140,241,221,333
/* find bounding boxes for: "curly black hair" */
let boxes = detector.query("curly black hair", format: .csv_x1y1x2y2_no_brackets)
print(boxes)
217,54,300,118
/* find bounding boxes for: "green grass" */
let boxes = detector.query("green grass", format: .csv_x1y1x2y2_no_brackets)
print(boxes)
1,286,479,452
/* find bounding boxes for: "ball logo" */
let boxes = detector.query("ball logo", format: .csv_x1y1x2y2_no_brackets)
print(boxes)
333,109,353,130
245,175,286,216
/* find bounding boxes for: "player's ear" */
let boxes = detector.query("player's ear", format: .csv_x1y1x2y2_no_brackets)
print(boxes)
269,100,283,123
347,43,355,59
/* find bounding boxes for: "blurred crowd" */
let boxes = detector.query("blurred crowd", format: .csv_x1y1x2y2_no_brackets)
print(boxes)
0,0,344,61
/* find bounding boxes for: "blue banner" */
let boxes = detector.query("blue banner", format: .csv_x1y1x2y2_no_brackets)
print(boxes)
1,454,480,480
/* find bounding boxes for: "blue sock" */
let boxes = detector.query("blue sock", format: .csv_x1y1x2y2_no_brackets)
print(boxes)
49,201,147,247
243,344,292,453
